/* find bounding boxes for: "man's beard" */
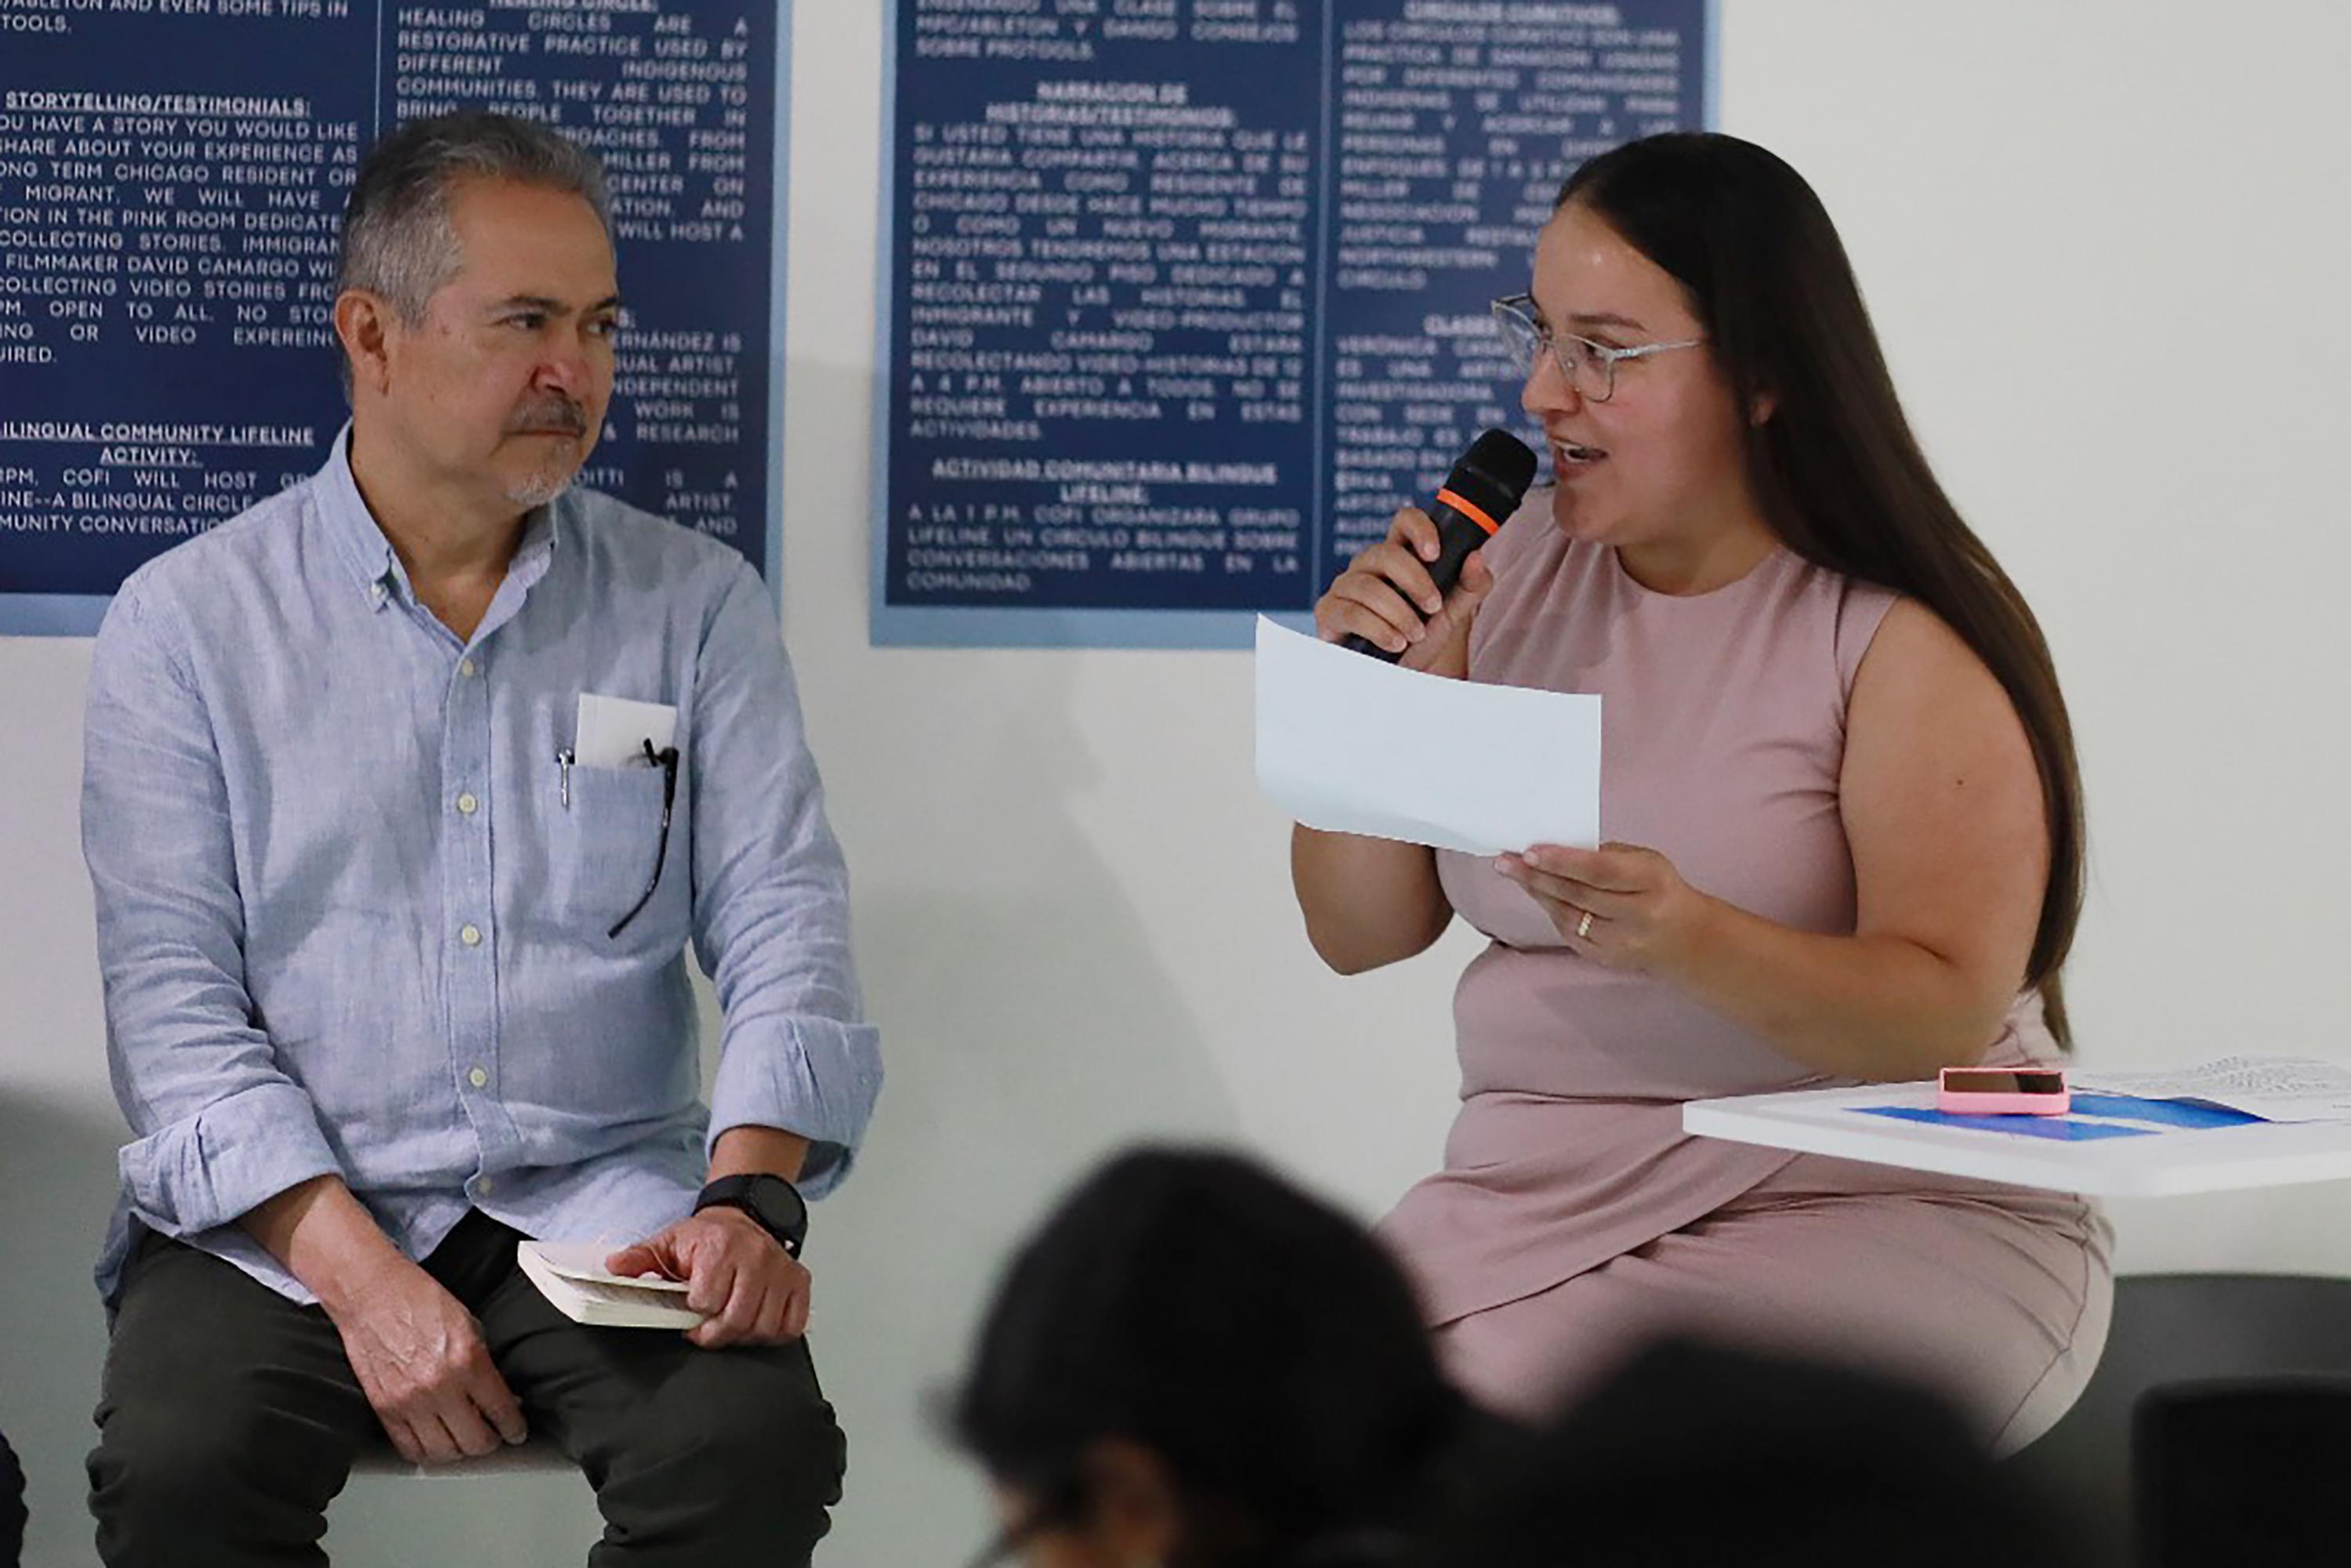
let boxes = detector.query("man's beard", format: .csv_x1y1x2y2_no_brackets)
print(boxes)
504,397,589,508
505,459,578,509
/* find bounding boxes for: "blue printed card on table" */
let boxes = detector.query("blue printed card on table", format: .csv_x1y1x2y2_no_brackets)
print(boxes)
1853,1093,2267,1143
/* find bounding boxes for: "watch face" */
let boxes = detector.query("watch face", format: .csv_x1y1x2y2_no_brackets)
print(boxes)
700,1174,808,1252
731,1175,806,1251
750,1175,807,1236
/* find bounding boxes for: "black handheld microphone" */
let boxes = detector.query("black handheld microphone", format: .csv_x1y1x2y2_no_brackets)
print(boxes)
1341,428,1539,661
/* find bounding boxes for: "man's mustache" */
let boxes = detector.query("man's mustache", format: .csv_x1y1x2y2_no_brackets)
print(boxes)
509,399,588,436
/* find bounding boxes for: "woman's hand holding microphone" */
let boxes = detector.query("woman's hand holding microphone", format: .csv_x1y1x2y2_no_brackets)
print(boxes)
1313,426,1534,679
1313,504,1497,679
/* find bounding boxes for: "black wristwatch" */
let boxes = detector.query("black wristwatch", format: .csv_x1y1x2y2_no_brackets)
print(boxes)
693,1173,808,1258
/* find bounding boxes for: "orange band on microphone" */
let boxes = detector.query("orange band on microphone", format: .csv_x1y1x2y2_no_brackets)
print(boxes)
1435,487,1501,536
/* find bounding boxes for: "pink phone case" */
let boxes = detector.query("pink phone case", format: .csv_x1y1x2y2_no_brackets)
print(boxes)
1936,1067,2070,1116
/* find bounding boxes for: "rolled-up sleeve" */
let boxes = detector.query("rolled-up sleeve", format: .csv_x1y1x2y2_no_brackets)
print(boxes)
82,578,342,1236
688,563,882,1196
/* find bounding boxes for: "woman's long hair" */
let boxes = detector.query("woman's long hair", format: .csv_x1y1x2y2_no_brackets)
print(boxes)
1559,133,2085,1042
952,1147,1483,1568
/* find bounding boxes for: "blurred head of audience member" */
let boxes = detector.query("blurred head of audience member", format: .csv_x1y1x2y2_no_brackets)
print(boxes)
1422,1337,2088,1568
954,1147,1504,1568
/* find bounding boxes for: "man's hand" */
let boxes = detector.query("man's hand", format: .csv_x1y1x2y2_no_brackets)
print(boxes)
238,1174,527,1466
321,1254,529,1465
605,1207,810,1349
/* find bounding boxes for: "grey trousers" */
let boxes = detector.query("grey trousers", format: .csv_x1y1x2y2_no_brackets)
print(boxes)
87,1211,845,1567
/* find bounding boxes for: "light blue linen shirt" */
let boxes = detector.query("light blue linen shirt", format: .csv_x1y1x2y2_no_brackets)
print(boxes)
82,430,881,1305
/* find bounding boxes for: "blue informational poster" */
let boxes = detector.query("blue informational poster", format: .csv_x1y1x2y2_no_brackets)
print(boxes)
874,0,1713,648
0,0,784,636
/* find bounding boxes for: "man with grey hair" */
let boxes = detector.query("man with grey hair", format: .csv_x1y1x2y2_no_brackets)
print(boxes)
79,112,878,1566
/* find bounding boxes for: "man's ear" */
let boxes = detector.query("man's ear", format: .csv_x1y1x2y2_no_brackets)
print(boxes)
1081,1438,1183,1567
334,290,397,397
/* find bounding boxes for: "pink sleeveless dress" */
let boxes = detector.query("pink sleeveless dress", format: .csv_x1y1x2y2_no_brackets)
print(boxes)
1375,494,2112,1451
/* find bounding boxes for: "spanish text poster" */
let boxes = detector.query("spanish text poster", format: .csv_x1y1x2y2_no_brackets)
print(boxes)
876,0,1710,647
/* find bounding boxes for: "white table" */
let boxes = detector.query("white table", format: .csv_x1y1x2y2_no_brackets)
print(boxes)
1682,1081,2351,1197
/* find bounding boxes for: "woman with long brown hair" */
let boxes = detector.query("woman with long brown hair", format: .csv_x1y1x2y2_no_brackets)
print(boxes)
1292,132,2107,1450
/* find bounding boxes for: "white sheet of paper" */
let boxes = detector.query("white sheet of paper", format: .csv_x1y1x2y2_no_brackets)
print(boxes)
2070,1056,2351,1124
521,1240,691,1291
1254,616,1600,856
574,693,677,769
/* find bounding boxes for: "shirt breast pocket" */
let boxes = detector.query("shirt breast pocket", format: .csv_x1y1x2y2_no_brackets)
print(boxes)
556,760,690,944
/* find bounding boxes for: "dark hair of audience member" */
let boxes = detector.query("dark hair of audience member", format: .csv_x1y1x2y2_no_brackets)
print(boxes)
1425,1337,2087,1568
953,1147,1492,1568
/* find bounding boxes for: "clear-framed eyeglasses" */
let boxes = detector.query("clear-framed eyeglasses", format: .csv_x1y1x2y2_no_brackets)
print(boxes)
1490,293,1704,404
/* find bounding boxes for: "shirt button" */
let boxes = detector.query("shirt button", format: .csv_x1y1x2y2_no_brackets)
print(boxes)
456,791,479,817
476,1176,495,1197
458,657,478,678
468,1066,489,1088
460,923,483,947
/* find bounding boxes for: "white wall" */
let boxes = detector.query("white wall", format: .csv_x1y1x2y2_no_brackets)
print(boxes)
4,2,2347,1563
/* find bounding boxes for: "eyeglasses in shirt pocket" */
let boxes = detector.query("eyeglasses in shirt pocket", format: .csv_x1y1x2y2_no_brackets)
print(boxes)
554,759,687,942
